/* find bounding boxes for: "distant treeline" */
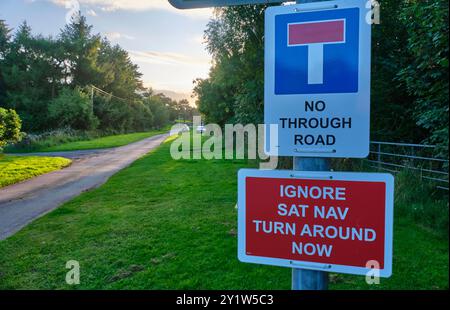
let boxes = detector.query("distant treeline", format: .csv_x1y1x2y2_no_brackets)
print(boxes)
194,0,449,158
0,13,196,134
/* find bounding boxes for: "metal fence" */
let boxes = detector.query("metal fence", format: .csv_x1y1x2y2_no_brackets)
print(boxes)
366,141,449,191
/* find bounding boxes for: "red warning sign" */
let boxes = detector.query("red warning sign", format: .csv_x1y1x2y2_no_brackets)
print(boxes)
238,169,394,277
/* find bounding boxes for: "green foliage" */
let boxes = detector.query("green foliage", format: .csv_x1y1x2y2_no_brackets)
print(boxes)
0,15,191,135
96,39,144,98
369,0,421,142
194,5,265,126
48,87,98,130
195,1,448,160
177,99,194,123
193,74,234,126
0,107,21,149
144,94,171,129
0,22,59,131
396,0,449,157
0,20,12,107
129,101,154,132
5,129,167,153
32,129,167,153
4,127,97,153
59,14,103,88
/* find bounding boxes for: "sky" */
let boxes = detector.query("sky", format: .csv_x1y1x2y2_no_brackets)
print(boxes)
0,0,214,101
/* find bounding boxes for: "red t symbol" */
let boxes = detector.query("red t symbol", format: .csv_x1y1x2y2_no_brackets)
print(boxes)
288,19,345,84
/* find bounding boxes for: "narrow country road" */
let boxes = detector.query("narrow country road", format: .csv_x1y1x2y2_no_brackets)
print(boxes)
0,133,169,240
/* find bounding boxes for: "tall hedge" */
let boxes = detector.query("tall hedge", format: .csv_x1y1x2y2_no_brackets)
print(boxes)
397,0,449,157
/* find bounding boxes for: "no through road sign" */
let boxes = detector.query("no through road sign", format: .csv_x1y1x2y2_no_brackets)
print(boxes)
264,0,372,158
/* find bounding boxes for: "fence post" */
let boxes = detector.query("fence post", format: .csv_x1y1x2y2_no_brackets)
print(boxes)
377,143,381,170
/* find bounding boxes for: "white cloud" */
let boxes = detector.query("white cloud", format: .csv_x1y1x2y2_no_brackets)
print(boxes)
192,34,204,45
105,32,135,41
86,8,97,16
129,50,210,67
131,50,211,93
48,0,212,19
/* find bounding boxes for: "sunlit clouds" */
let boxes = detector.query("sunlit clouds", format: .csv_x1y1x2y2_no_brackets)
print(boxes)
48,0,212,19
8,0,214,96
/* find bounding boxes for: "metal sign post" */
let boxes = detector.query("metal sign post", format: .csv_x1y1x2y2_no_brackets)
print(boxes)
291,0,329,291
292,157,330,290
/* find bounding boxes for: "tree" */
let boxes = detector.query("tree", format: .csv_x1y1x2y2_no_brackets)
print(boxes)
177,99,190,122
130,100,154,131
144,94,170,129
48,87,98,130
397,0,449,157
369,0,420,142
97,40,144,99
0,20,12,106
194,5,267,126
0,22,54,131
0,107,21,149
193,72,235,126
195,0,449,162
0,14,154,133
59,13,102,87
0,20,11,55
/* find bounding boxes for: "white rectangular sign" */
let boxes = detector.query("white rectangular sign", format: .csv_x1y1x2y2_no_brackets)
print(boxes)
264,0,372,158
238,169,394,277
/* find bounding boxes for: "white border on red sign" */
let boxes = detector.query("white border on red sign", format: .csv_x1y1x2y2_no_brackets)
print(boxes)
237,169,394,277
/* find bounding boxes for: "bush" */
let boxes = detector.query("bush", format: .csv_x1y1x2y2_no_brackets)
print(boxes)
4,127,102,152
145,97,169,129
129,101,154,132
94,96,131,132
0,107,22,150
48,87,98,130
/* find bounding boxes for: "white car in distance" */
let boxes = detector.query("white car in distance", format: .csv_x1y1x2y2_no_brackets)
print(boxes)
196,125,206,134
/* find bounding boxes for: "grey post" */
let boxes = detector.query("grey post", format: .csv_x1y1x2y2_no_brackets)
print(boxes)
291,0,330,291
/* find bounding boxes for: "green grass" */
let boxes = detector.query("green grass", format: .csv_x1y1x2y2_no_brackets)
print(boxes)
30,129,168,153
0,138,447,289
0,155,72,188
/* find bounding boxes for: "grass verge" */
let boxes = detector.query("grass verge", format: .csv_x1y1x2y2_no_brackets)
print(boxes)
0,155,72,188
0,138,447,289
36,130,167,152
6,127,170,153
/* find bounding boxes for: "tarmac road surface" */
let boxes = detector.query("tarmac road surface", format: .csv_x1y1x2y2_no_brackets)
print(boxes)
0,133,168,240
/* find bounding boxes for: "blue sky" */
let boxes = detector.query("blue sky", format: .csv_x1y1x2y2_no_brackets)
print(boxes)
0,0,213,97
